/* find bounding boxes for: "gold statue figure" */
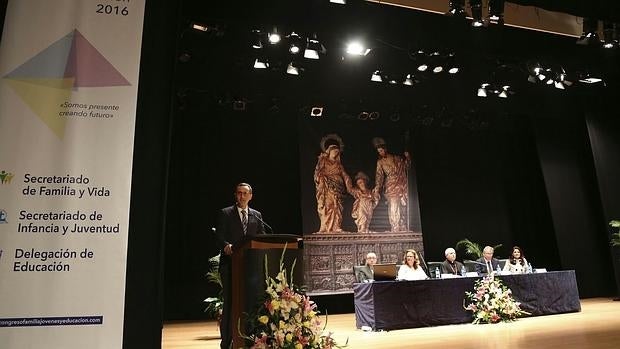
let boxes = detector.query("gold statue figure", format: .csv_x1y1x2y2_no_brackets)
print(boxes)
350,171,378,233
314,134,352,233
372,137,411,232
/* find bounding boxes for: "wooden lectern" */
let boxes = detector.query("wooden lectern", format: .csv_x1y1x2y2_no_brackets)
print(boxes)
230,234,303,349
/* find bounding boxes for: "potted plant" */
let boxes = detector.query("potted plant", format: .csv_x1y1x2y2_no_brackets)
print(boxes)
204,255,223,324
455,238,503,260
610,220,620,247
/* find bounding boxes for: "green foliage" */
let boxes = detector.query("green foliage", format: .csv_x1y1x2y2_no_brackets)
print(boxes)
203,255,223,319
456,238,503,259
610,220,620,247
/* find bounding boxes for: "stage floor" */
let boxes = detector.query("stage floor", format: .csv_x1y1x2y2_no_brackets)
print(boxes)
163,298,620,349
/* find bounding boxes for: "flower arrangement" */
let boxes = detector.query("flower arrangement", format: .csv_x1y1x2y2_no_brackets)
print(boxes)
465,275,529,324
243,250,346,349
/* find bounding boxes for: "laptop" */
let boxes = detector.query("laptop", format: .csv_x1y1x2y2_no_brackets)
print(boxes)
372,263,398,281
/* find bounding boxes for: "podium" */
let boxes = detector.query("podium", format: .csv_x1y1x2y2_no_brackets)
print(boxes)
231,234,303,348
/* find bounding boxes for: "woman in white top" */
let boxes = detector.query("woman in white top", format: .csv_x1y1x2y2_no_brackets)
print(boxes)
503,246,528,274
397,249,428,281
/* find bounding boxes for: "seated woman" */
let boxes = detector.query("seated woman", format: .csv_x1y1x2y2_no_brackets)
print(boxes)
397,249,428,281
503,246,529,274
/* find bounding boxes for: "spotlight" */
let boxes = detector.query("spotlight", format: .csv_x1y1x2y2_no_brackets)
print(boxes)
433,66,443,73
310,107,324,117
286,62,303,75
330,0,346,4
189,22,223,35
371,70,384,82
576,18,601,46
251,29,263,49
253,58,269,69
488,0,505,25
498,86,510,98
448,67,459,74
470,0,484,27
346,41,371,56
417,64,428,72
286,32,303,54
304,34,325,60
268,31,281,44
603,22,619,49
358,111,369,120
369,112,380,120
445,0,466,17
477,83,489,97
403,74,417,86
232,100,246,111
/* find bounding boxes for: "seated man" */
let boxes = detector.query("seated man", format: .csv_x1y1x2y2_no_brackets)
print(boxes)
440,247,464,276
475,245,500,275
355,252,377,283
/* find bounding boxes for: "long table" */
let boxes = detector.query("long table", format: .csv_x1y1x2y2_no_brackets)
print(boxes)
353,270,581,330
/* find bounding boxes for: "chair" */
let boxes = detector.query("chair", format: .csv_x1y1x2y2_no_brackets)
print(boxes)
426,262,443,278
463,260,478,273
353,266,364,283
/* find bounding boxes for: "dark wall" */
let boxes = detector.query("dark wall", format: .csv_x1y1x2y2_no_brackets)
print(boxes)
161,1,620,320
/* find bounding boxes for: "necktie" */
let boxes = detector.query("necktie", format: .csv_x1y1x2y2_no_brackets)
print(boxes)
241,210,248,235
487,261,492,274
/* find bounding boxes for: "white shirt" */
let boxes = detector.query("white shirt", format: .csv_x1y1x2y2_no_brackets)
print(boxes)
397,264,428,281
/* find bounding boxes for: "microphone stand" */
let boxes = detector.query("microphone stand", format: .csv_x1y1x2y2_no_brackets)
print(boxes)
249,212,274,234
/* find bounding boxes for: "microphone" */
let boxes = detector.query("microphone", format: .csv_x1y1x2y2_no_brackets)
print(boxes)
248,212,274,234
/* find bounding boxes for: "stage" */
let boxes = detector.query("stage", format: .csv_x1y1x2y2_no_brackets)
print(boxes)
163,298,620,349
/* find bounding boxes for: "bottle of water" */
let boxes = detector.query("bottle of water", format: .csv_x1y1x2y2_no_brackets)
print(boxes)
528,263,533,273
461,265,467,276
496,264,502,274
435,266,441,279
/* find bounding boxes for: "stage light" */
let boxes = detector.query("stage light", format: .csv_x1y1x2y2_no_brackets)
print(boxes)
403,74,416,86
288,32,302,54
417,64,428,72
433,66,443,73
191,22,210,32
286,62,302,75
448,67,459,74
498,86,510,98
304,34,325,60
346,41,371,56
268,31,281,44
576,18,601,46
603,22,619,49
488,0,505,25
477,83,489,97
445,0,466,17
330,0,346,4
232,100,246,111
310,107,324,117
371,70,384,82
358,111,369,120
369,112,380,120
470,0,484,27
253,58,269,69
251,29,263,49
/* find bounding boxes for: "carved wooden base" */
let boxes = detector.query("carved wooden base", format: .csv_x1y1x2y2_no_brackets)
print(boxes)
303,231,424,295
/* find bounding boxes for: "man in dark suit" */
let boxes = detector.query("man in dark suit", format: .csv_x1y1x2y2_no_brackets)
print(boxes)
440,247,465,276
475,245,500,275
355,252,377,282
215,182,265,349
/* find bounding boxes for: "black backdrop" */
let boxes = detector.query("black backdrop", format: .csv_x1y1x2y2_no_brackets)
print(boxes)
156,0,620,322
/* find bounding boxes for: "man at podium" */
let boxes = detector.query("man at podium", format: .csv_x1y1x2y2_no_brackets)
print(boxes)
215,182,265,349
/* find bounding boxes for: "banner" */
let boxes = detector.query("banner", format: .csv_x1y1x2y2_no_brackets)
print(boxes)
0,1,145,348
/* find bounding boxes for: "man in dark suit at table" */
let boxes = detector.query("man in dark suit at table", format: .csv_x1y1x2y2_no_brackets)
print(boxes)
440,247,465,276
356,252,377,282
475,245,500,275
215,182,265,349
